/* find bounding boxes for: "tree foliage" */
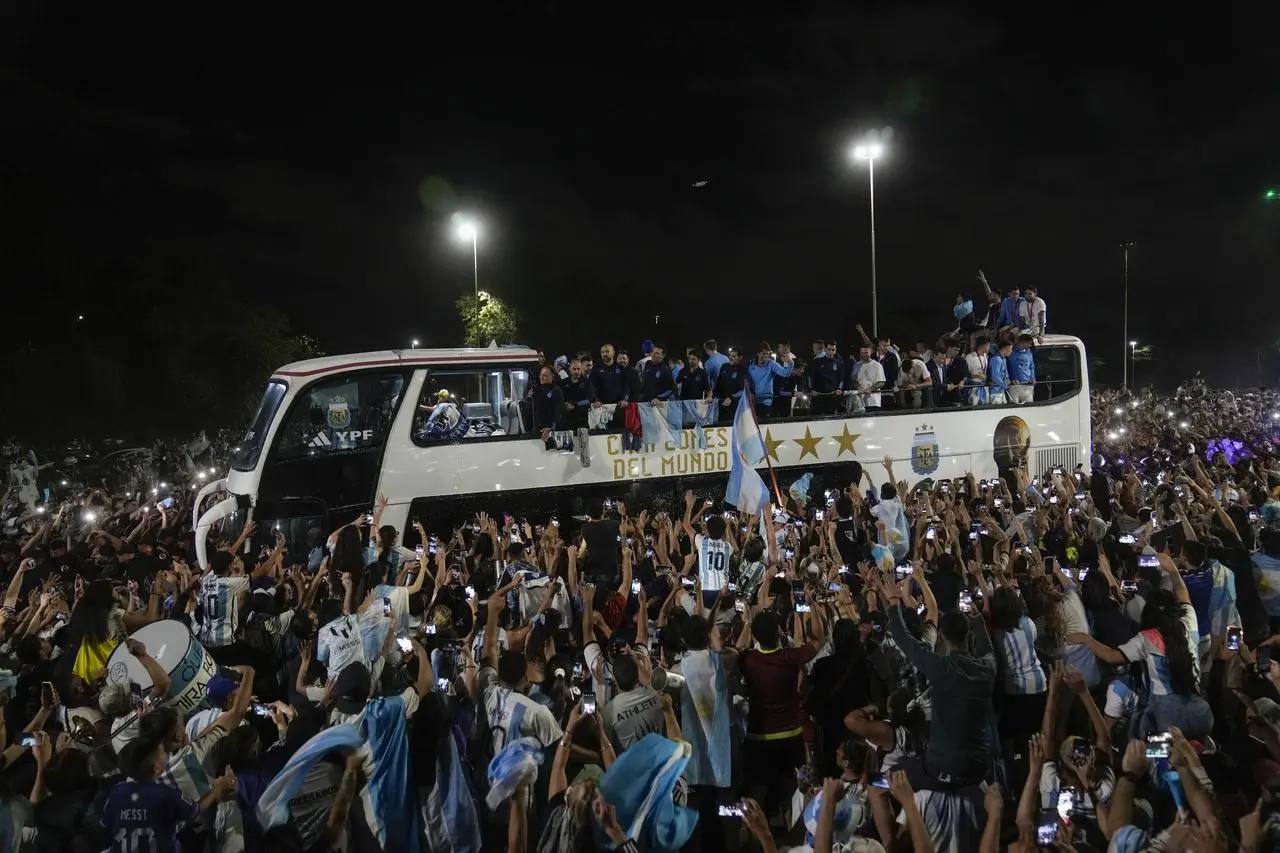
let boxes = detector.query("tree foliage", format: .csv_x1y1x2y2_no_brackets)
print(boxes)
455,293,520,347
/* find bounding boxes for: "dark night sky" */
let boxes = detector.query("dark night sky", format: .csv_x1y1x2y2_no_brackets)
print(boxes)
3,3,1278,389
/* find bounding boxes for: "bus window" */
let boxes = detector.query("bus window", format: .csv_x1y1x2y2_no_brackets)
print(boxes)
412,369,515,444
1033,345,1081,402
274,372,405,461
232,380,287,471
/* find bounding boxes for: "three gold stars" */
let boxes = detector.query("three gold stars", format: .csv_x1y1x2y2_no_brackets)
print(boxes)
793,426,822,460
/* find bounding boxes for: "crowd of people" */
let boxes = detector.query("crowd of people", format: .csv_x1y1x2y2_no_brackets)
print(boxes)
7,343,1280,852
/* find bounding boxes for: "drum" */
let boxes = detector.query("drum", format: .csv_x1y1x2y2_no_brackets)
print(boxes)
105,620,216,715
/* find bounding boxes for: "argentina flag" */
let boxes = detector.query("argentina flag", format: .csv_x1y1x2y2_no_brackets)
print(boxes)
638,402,673,449
725,400,770,514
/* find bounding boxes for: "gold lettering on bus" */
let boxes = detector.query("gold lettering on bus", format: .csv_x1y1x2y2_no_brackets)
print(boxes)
605,427,728,458
609,447,733,480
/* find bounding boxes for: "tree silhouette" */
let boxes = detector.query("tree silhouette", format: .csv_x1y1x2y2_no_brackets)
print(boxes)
455,293,520,346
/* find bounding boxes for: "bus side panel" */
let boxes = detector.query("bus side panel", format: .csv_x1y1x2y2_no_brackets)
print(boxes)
375,398,1084,526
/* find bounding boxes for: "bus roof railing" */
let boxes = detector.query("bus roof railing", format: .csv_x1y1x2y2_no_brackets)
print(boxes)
273,346,542,379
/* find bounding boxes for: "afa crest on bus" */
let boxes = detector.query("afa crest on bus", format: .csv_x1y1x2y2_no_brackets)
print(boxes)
327,396,351,430
911,424,939,475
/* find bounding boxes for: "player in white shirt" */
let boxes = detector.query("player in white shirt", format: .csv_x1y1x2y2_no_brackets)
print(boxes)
852,346,886,410
1019,286,1048,337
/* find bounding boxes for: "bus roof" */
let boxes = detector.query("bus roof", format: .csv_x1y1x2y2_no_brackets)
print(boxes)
272,346,541,379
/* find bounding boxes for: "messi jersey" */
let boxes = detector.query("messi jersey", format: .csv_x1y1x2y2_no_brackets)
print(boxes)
696,534,733,591
198,574,249,648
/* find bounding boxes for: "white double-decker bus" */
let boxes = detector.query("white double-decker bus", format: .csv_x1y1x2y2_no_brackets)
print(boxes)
193,337,1091,567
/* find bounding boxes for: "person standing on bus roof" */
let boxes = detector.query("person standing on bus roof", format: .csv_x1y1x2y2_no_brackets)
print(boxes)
714,347,747,422
851,345,885,411
702,339,728,389
613,349,641,404
988,339,1012,405
1007,334,1037,404
746,341,792,419
592,344,628,405
683,491,734,607
533,366,565,443
640,344,676,404
963,336,992,407
810,340,844,416
559,359,595,431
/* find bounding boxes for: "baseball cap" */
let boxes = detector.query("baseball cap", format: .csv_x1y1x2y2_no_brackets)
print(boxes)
204,674,239,708
333,663,372,716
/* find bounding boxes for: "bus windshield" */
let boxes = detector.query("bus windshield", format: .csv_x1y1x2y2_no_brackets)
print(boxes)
231,380,288,472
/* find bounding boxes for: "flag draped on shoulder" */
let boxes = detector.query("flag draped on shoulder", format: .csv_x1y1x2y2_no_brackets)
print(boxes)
725,400,770,513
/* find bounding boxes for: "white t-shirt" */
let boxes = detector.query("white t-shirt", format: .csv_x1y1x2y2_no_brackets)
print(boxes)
853,360,886,407
1019,297,1047,332
695,533,733,591
963,351,989,382
897,358,930,389
316,615,369,680
110,710,142,756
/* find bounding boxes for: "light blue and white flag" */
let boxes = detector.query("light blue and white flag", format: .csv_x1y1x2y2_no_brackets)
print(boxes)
638,402,673,449
679,649,732,788
360,694,421,853
725,401,769,513
683,400,713,447
258,725,364,829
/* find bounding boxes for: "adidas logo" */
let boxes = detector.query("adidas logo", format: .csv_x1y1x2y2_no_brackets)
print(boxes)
308,433,332,448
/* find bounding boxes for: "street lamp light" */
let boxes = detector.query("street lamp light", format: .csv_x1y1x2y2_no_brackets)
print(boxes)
454,217,480,298
411,339,419,349
1129,340,1138,388
851,141,885,337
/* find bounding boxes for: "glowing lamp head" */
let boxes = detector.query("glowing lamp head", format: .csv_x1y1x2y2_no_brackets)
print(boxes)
455,220,478,242
853,143,884,161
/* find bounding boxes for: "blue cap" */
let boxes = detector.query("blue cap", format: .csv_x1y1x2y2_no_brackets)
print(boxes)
204,674,238,707
642,339,654,354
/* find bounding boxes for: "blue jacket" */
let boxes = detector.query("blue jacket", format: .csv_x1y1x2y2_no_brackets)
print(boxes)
703,352,728,388
998,296,1024,328
811,353,844,393
1008,346,1035,383
988,353,1009,395
747,359,793,405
